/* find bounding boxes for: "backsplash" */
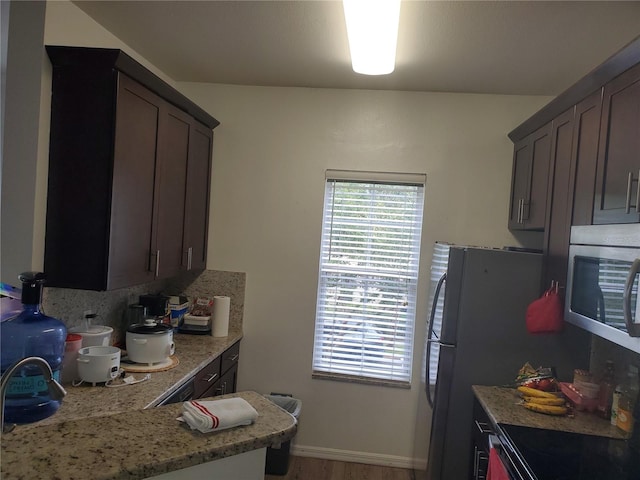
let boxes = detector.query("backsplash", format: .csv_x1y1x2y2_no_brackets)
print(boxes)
42,270,245,346
590,334,640,383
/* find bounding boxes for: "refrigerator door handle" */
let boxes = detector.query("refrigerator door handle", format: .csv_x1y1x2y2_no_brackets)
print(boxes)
426,272,447,408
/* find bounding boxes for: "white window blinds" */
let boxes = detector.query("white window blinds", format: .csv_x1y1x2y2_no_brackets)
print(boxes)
312,172,425,384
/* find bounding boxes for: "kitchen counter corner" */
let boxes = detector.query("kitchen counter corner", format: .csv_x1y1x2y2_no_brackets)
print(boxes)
1,391,297,480
472,384,628,439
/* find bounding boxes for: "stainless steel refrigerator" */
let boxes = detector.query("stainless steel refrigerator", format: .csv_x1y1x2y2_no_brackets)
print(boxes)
416,244,591,480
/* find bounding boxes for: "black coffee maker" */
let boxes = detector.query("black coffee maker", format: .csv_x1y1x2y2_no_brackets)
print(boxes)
138,294,170,324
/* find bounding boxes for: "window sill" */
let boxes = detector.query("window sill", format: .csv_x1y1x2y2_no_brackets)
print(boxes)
312,371,410,389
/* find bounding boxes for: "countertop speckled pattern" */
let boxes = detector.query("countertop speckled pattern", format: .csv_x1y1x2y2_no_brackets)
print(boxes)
1,330,298,480
473,385,628,439
1,391,297,480
24,328,244,428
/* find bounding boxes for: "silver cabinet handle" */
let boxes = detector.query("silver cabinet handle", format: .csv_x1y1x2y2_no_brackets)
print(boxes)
473,446,479,478
187,247,193,270
155,250,160,277
517,198,523,224
624,258,640,337
204,372,218,383
636,170,640,214
228,354,239,362
474,420,493,434
625,171,639,214
626,172,633,214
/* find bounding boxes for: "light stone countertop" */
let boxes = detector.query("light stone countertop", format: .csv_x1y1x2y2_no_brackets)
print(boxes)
25,328,244,428
1,391,297,480
1,329,298,479
473,385,628,439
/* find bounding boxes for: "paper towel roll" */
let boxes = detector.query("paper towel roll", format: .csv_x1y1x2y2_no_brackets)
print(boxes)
212,296,230,337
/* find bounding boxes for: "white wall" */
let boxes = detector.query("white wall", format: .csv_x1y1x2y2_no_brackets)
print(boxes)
177,82,551,463
7,0,554,466
1,0,46,284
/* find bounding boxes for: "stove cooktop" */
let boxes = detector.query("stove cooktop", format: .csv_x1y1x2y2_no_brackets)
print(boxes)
500,424,640,480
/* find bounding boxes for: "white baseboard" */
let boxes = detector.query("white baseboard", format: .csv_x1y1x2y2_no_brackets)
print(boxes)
290,444,425,470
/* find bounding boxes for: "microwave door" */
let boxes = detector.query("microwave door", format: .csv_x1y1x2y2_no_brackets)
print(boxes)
624,258,640,336
567,244,640,351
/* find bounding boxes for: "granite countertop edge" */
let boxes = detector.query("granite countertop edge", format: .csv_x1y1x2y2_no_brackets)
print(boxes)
1,331,298,479
1,391,297,480
472,384,627,440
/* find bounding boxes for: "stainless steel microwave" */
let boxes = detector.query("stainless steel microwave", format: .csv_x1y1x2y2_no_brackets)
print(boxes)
566,224,640,353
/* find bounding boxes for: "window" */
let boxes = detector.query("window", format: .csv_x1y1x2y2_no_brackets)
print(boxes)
312,170,425,386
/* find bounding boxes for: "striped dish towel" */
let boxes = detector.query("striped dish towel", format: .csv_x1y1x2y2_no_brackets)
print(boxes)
179,398,258,433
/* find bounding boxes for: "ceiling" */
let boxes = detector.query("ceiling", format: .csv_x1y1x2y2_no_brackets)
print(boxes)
71,0,640,96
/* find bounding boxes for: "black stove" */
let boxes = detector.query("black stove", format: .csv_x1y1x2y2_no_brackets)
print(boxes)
498,424,640,480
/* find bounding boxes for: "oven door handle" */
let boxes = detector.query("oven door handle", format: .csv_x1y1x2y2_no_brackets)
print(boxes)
624,258,640,337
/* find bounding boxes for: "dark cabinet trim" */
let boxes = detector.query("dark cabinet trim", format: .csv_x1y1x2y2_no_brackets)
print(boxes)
508,35,640,142
46,45,220,130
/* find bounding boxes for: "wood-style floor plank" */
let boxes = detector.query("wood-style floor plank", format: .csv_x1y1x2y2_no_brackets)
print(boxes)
264,455,414,480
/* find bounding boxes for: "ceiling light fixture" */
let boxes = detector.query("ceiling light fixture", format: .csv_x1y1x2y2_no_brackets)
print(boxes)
343,0,401,76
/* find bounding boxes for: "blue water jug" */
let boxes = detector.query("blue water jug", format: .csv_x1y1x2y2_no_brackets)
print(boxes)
1,272,67,424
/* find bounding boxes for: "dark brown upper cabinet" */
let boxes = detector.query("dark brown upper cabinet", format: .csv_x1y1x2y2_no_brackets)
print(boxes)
541,107,575,292
508,123,551,231
44,46,218,290
570,90,603,226
594,62,640,224
183,121,213,272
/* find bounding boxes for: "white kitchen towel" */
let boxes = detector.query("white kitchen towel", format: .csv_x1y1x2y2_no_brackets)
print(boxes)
179,398,258,433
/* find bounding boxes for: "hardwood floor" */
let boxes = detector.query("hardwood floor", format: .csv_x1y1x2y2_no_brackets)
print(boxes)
265,456,415,480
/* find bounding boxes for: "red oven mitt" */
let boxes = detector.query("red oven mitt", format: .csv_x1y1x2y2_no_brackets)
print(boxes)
525,281,564,334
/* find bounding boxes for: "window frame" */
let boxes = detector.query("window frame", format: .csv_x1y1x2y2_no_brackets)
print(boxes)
312,170,426,387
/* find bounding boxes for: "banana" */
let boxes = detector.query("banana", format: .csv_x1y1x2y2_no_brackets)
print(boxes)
523,402,568,416
517,386,558,398
522,396,566,406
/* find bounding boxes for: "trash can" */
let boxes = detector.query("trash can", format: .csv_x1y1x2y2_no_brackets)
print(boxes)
264,393,302,475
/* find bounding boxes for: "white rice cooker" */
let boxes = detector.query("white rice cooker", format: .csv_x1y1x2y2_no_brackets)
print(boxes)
126,319,175,365
77,346,121,384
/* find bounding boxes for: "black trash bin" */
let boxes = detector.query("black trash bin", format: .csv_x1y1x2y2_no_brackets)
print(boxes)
264,393,302,475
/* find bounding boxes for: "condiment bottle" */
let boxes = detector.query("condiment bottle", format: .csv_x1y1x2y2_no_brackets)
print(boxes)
616,365,639,434
0,272,67,424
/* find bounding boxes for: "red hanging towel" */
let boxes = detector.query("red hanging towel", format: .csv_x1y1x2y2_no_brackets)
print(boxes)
525,281,564,334
487,447,510,480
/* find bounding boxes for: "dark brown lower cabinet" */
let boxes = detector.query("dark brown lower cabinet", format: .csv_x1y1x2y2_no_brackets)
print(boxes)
194,341,240,399
470,398,493,480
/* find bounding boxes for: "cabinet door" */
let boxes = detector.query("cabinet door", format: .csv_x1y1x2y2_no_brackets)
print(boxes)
213,363,238,397
108,75,159,290
571,90,603,226
183,121,213,271
594,63,640,224
193,356,221,398
508,140,532,229
221,341,240,375
542,107,575,292
470,398,492,480
152,104,191,279
508,123,551,230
